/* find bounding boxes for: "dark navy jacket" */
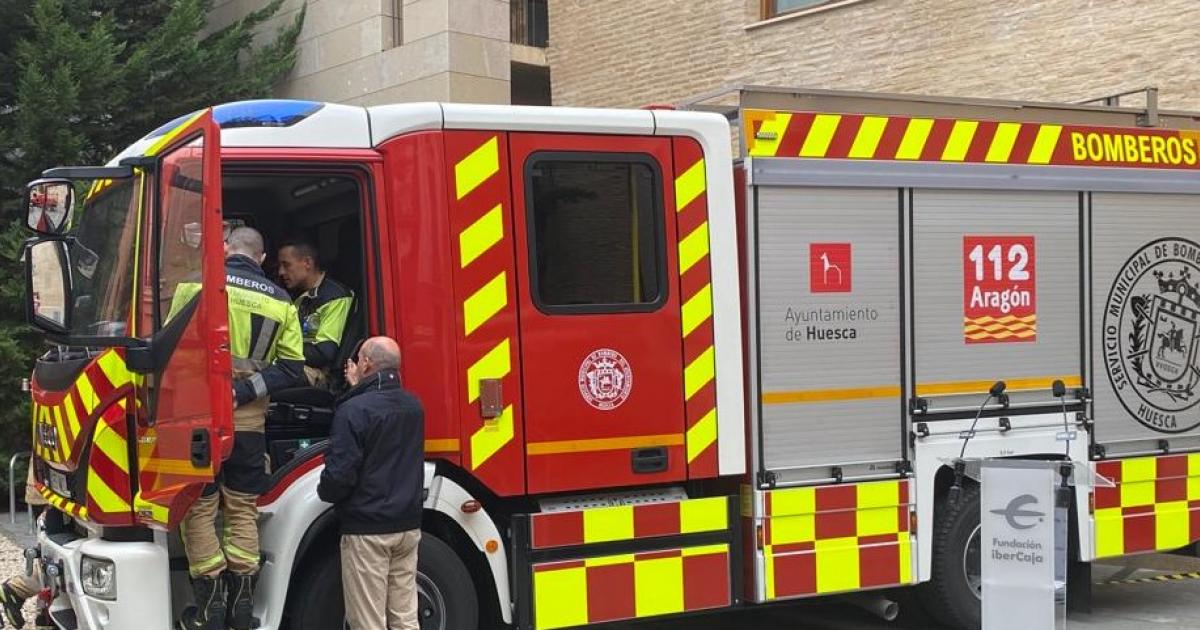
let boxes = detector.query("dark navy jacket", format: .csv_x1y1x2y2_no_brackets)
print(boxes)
317,369,425,535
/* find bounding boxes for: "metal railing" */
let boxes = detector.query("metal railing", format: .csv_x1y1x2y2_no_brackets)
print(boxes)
7,451,34,533
511,0,548,48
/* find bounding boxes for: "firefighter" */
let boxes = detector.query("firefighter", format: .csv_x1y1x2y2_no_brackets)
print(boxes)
0,467,50,629
174,227,304,630
276,239,353,387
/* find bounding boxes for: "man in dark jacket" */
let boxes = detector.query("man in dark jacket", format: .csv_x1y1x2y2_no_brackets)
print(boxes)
318,336,424,630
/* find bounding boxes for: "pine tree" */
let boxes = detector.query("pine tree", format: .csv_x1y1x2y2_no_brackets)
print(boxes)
0,0,305,500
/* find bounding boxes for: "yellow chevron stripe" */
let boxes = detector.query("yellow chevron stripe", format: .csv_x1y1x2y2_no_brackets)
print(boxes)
686,408,717,463
92,423,129,474
470,405,514,470
455,136,500,200
96,351,131,389
749,113,792,157
459,204,504,268
467,339,511,403
63,391,80,439
463,272,507,336
51,405,71,460
675,159,706,211
800,115,841,158
1029,124,1063,164
678,221,710,275
896,119,933,160
681,284,713,337
87,467,131,513
942,120,979,161
986,122,1022,162
848,116,888,159
684,346,715,400
75,371,98,415
145,111,207,157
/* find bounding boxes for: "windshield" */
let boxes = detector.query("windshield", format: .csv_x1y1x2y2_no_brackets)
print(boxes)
66,175,144,337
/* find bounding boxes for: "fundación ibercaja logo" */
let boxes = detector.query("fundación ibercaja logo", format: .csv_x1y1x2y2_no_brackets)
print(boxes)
1105,237,1200,433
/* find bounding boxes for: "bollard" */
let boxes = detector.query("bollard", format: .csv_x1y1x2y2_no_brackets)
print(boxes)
8,451,30,525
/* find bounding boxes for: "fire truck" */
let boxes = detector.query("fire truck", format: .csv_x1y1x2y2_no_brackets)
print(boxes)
18,86,1200,630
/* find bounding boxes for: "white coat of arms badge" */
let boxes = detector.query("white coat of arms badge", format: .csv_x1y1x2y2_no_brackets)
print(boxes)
578,348,633,411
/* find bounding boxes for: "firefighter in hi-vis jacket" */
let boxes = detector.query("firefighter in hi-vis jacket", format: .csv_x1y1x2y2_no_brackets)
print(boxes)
171,227,304,630
277,239,353,387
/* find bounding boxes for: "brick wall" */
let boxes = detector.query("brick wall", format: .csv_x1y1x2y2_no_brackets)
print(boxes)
548,0,1200,111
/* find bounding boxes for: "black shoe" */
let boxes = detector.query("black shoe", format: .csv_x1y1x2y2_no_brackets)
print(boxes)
223,572,260,630
0,581,25,628
32,610,52,630
176,576,226,630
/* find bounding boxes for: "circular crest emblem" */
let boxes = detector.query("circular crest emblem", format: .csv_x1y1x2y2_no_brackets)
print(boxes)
577,348,633,411
1104,237,1200,433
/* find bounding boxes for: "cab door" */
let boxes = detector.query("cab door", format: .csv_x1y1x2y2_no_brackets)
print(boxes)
134,110,231,528
509,134,687,493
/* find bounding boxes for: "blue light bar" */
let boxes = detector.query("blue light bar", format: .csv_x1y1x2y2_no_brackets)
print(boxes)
213,100,323,129
143,100,324,139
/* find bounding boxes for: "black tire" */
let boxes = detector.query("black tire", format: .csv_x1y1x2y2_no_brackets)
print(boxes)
287,534,479,630
917,483,982,630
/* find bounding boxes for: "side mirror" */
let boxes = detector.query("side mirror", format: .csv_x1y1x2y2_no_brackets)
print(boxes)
24,179,75,235
25,239,72,334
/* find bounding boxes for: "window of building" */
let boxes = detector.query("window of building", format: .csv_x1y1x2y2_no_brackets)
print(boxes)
764,0,840,18
526,154,665,313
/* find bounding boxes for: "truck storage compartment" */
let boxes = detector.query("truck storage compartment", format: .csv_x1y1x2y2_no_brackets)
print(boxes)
754,185,904,483
1091,192,1200,456
911,189,1082,414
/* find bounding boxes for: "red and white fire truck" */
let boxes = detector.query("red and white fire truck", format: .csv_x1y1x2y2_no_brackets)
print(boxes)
19,86,1200,630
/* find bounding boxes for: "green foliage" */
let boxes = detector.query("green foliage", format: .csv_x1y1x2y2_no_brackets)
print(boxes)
0,0,304,502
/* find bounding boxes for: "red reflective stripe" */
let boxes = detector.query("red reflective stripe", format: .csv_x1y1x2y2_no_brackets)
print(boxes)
585,563,635,623
919,118,956,161
825,115,863,159
531,510,584,549
683,550,730,610
633,502,680,539
257,454,324,507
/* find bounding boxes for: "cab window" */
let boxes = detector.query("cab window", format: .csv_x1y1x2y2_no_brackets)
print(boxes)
525,154,665,313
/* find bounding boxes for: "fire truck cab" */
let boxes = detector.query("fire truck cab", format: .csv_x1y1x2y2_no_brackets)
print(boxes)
21,99,744,630
21,89,1200,630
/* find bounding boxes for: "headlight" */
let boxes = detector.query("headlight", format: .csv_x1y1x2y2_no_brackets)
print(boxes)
80,555,116,600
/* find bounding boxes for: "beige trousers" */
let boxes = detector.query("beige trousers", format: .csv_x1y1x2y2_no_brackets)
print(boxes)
341,530,421,630
180,405,266,578
180,486,261,577
6,570,40,600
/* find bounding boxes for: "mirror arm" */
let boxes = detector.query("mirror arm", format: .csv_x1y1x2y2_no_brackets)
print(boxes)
41,165,134,180
126,345,157,374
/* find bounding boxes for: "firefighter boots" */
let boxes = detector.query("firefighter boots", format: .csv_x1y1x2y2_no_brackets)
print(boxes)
224,572,260,630
0,580,26,628
176,576,226,630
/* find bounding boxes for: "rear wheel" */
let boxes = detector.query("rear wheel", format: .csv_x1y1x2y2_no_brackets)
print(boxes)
917,483,982,630
288,534,478,630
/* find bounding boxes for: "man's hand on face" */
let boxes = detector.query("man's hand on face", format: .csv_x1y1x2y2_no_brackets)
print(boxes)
345,357,361,387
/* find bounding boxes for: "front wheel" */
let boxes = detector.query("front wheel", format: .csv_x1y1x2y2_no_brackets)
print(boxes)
288,533,478,630
917,483,982,630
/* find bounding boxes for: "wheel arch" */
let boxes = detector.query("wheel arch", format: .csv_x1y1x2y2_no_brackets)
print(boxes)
424,474,513,625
